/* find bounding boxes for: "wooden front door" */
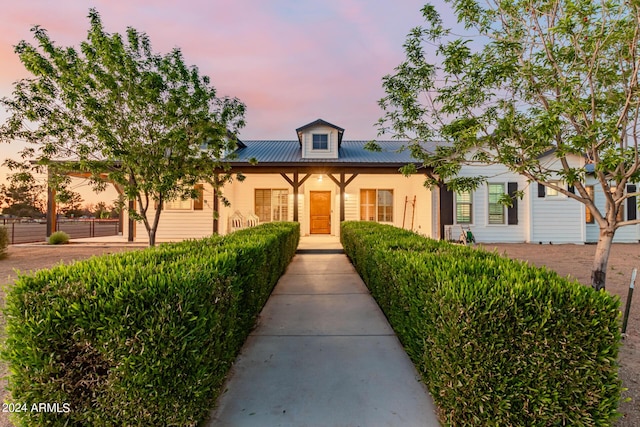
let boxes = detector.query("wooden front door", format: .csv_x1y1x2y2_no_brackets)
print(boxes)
310,191,331,234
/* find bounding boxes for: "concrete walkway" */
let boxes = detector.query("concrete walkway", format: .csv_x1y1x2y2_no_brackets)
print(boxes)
207,237,440,427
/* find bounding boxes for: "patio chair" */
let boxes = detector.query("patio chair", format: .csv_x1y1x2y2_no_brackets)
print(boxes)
229,211,245,232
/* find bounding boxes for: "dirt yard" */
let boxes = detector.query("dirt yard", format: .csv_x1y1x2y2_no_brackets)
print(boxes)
0,242,638,426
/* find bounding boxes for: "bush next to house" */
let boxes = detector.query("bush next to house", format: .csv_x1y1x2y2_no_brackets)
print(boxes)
341,221,622,426
2,222,299,427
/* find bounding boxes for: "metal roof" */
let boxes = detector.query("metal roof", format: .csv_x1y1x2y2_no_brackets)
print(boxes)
227,140,436,165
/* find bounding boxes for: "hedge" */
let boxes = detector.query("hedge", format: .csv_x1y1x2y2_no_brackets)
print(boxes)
2,222,299,427
341,221,622,426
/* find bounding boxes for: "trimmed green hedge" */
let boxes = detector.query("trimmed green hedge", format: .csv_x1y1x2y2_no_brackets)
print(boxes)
2,222,299,427
341,221,622,426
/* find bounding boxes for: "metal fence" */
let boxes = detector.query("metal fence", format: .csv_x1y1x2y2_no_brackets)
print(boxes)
1,219,120,244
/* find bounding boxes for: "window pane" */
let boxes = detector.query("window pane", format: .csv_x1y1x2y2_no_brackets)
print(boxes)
272,189,288,221
165,198,191,210
255,189,271,222
546,181,560,197
585,186,594,223
488,184,505,224
377,190,393,222
312,134,328,150
456,191,472,223
360,190,376,221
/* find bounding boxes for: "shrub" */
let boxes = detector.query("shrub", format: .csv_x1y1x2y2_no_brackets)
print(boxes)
48,230,70,245
341,221,622,426
3,222,299,426
0,227,8,259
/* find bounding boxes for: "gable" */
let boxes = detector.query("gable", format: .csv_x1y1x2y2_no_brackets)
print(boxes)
295,119,344,159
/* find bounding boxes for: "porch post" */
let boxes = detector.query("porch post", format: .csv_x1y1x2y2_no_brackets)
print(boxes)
293,171,299,222
339,172,345,222
281,172,311,223
46,182,57,237
327,173,358,223
213,183,219,234
128,199,135,241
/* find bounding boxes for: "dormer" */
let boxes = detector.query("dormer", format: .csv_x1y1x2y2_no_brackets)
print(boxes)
296,119,344,159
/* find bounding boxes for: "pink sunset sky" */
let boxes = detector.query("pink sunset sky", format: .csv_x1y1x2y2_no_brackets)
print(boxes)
0,0,440,202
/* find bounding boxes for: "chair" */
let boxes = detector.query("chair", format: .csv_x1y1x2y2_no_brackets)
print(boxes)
229,211,245,232
246,212,259,228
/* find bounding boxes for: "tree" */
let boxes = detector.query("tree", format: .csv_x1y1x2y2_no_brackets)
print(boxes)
56,189,84,217
0,166,45,218
0,9,245,246
93,201,118,219
378,0,640,290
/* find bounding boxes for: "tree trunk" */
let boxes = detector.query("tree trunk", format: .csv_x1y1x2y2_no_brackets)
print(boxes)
591,228,615,291
148,228,156,247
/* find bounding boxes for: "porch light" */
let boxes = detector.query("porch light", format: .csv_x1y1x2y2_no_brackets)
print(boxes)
318,175,323,182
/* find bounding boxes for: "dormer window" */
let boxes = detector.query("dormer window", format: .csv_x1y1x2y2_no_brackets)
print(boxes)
312,134,329,150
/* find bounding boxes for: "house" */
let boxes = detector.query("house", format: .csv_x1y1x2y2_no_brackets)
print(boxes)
442,151,640,244
117,119,639,244
123,119,439,243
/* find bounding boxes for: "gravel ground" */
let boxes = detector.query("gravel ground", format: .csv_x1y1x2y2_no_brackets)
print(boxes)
0,242,638,426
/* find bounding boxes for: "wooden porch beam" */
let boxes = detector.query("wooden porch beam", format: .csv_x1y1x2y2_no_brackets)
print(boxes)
280,172,311,222
327,173,359,222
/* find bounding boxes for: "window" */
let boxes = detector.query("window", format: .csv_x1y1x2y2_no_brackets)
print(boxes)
312,134,328,150
194,184,204,211
455,190,473,224
609,187,625,222
585,186,595,223
360,189,393,222
165,199,191,210
546,180,561,197
255,189,288,222
488,183,505,224
163,184,205,211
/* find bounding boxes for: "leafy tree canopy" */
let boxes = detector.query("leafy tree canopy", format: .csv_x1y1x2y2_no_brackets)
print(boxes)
0,164,45,218
0,9,246,245
378,0,640,289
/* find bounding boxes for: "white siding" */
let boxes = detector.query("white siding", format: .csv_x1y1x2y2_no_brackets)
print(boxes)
133,184,216,243
454,163,529,243
530,188,584,243
454,153,596,244
585,177,640,243
219,174,294,235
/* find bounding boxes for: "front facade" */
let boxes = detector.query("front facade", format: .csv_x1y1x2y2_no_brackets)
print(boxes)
120,119,639,244
443,152,640,244
124,119,437,243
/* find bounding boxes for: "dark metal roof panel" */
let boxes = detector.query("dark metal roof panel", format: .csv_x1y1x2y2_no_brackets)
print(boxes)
227,140,437,164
